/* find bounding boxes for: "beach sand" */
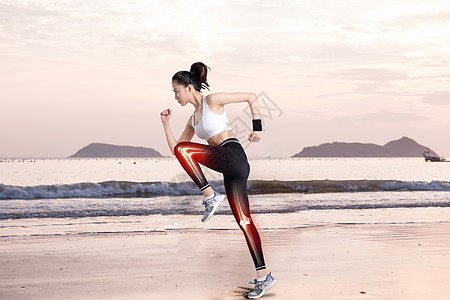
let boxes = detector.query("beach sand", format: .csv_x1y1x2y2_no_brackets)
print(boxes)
1,215,450,300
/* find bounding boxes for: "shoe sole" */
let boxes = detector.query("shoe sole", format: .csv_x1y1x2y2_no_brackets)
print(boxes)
201,194,225,223
247,279,277,299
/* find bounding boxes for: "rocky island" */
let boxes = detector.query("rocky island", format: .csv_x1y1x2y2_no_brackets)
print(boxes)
292,137,438,157
69,143,165,158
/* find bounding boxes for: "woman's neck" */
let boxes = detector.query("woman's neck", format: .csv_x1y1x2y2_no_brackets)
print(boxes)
192,93,203,112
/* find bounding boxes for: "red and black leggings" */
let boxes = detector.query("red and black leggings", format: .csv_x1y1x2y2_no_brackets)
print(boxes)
174,138,266,270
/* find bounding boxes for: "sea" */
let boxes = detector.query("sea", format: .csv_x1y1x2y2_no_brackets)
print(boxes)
1,157,450,236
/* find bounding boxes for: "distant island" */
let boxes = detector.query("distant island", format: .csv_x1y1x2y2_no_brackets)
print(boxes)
292,137,438,157
69,143,165,158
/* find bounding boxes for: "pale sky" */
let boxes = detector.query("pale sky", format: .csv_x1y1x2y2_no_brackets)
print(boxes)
1,0,449,158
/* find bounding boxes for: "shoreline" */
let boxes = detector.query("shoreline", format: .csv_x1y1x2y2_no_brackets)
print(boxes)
1,222,450,299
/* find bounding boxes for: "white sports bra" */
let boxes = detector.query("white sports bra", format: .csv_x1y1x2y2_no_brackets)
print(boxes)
192,94,232,140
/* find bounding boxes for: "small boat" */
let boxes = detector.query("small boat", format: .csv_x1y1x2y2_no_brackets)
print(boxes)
422,149,447,162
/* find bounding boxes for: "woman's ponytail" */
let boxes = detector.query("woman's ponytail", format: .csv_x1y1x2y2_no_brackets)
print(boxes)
172,62,211,92
190,62,210,91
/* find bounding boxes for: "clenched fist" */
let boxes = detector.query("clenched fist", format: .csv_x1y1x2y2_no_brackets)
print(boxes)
160,108,172,124
248,131,262,142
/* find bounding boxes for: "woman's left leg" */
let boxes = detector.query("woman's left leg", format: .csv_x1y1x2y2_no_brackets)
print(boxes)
223,164,266,271
175,140,266,268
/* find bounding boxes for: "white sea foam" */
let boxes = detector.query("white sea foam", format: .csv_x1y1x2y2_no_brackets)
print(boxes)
1,179,450,200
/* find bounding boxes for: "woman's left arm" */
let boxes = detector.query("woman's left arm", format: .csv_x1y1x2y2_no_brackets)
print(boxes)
247,94,262,143
247,93,261,120
209,92,263,142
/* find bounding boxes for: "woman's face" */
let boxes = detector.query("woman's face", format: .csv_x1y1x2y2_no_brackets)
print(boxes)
172,81,189,106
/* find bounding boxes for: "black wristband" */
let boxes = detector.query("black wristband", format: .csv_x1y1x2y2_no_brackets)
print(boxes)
252,119,262,131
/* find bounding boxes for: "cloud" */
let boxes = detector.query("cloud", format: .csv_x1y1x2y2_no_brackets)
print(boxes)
313,67,410,98
264,55,331,63
0,1,240,62
267,16,400,46
341,111,430,123
422,92,450,105
398,10,450,26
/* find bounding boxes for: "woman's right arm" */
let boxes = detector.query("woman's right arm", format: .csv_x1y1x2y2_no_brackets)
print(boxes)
160,108,194,156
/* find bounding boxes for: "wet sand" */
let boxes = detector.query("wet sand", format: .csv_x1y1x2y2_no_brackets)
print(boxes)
1,217,450,299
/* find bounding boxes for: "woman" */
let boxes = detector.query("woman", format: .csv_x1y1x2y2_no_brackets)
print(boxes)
160,62,277,298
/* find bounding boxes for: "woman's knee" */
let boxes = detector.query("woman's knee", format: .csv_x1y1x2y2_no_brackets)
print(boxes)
237,214,253,229
174,141,190,156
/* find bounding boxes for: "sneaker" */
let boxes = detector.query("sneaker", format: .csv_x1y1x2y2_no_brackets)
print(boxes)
247,272,277,299
201,191,225,223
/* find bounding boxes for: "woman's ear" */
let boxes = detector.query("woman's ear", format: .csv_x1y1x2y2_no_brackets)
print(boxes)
186,84,194,94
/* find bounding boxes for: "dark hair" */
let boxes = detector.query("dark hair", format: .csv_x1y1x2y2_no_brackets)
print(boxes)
172,62,211,91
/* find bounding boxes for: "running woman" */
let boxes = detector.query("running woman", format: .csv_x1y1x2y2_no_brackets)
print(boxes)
160,62,277,298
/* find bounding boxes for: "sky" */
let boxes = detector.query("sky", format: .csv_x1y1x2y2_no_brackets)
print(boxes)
1,0,449,158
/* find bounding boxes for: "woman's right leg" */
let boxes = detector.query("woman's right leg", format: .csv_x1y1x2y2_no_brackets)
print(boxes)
174,141,239,222
173,141,231,191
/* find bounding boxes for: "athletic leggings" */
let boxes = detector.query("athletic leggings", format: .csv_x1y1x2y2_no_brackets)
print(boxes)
174,137,266,270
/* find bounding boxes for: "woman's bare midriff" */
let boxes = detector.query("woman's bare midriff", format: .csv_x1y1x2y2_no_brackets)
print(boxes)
207,130,236,147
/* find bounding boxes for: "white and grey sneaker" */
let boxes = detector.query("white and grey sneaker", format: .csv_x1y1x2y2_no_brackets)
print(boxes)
201,191,225,223
247,272,277,298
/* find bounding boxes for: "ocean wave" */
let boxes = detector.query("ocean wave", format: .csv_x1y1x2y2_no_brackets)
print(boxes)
1,179,450,200
2,197,450,220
